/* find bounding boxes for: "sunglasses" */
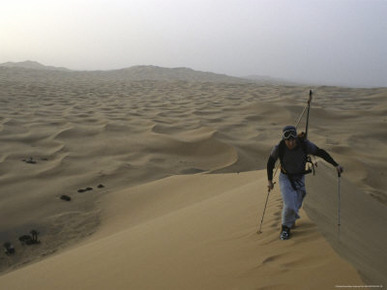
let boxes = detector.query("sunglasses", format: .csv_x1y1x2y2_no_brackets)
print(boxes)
283,130,297,140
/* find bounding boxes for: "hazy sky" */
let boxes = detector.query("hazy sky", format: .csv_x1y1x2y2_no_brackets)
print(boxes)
1,0,386,87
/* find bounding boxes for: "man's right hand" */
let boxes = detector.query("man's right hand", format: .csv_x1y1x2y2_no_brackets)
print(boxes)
268,180,275,192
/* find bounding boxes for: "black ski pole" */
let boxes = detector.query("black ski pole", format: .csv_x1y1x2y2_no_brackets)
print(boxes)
305,90,313,139
337,171,341,238
257,187,271,234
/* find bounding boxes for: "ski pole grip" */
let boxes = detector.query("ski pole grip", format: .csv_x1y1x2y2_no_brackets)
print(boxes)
337,165,343,178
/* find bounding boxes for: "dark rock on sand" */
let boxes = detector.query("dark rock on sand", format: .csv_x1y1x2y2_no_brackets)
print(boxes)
78,187,93,193
19,230,40,245
60,195,71,201
22,157,37,164
3,242,15,255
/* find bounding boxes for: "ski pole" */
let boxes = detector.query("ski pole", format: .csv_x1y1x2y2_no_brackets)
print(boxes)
257,185,273,234
337,171,341,237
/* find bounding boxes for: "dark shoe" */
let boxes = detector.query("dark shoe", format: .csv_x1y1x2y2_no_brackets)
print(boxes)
280,225,291,240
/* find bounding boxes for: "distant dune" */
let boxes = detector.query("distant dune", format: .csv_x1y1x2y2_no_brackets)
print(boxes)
109,65,249,82
0,61,246,83
0,60,70,71
243,74,305,86
2,60,385,87
0,61,295,84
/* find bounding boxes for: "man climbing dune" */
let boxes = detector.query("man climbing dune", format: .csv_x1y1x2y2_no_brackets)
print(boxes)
267,125,343,240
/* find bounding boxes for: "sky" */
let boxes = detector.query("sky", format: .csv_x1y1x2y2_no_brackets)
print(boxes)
1,0,386,87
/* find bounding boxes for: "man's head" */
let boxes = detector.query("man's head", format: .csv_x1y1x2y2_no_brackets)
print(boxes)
282,125,297,150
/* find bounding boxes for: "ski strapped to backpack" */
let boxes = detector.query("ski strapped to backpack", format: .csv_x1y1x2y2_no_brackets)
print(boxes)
304,89,313,139
266,90,316,185
278,90,316,190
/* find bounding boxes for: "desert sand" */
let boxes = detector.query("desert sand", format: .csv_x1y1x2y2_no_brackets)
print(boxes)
0,65,386,289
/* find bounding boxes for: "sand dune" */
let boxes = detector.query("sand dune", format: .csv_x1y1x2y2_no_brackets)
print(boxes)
0,172,365,289
0,66,386,287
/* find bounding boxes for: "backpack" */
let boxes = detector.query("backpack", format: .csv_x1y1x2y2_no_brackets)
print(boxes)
278,132,315,175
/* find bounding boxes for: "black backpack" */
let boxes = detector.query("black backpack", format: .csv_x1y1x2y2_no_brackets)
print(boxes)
278,132,315,175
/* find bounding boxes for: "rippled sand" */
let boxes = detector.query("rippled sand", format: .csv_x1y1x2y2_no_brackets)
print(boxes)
0,67,386,288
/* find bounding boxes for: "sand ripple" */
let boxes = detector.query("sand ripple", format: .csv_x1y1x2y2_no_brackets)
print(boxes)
0,69,386,273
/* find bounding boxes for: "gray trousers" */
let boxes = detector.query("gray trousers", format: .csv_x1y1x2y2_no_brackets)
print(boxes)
279,172,306,228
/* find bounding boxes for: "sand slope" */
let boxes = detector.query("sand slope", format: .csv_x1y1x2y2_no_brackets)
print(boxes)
305,163,387,286
0,171,364,289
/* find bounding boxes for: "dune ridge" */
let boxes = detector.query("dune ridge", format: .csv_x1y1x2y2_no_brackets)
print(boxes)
0,66,386,287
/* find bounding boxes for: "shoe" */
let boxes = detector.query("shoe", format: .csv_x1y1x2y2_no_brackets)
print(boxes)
280,225,291,240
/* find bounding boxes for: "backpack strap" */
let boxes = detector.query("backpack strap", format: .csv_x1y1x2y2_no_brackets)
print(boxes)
298,132,315,175
278,139,286,170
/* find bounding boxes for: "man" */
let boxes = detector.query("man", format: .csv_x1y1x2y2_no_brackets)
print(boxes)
267,125,343,240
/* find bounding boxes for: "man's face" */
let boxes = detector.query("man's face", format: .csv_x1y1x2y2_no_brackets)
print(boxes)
285,138,297,150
